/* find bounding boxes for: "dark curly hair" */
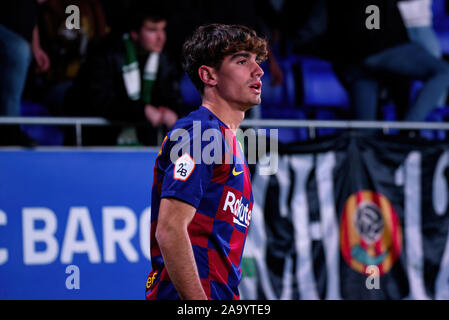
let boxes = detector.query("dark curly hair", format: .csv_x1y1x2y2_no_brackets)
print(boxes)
181,24,268,94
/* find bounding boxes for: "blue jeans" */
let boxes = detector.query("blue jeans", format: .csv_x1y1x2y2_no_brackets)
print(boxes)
340,43,449,121
0,24,32,116
407,26,447,107
364,43,449,121
407,26,442,59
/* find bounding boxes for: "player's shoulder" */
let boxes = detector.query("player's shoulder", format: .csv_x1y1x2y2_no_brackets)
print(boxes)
168,106,225,138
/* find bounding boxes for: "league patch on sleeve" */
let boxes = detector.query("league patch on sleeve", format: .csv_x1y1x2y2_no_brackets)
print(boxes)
173,153,196,181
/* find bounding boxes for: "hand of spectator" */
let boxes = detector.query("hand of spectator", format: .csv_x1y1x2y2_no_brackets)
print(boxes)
144,105,163,127
32,45,51,73
31,25,50,73
159,106,178,128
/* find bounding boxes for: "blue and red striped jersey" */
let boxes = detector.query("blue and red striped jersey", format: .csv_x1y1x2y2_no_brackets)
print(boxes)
145,106,254,300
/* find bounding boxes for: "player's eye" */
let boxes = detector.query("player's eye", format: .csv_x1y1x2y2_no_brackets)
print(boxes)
237,59,247,65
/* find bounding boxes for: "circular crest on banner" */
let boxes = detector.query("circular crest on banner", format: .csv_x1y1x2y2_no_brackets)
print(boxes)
340,190,402,275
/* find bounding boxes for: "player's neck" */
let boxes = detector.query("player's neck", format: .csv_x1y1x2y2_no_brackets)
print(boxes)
202,98,246,134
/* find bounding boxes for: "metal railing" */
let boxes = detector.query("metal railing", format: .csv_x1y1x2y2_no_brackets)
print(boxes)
0,116,109,147
241,119,449,139
2,116,449,146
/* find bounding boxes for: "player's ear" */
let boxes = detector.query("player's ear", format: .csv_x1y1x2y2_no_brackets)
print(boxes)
198,65,217,87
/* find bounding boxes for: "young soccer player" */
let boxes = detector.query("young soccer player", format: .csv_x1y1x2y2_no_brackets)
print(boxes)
145,24,268,300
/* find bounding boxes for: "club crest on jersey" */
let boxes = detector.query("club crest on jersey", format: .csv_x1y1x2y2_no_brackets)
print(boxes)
174,153,195,181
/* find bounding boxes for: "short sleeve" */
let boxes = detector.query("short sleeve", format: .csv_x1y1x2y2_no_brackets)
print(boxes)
160,121,220,209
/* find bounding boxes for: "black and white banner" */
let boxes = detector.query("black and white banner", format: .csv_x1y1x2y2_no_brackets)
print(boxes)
240,132,449,300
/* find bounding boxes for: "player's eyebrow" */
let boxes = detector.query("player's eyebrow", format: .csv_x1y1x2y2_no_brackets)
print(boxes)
229,52,251,61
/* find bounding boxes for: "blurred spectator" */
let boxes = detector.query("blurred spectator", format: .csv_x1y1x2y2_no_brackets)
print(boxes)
398,0,442,57
333,0,449,122
293,0,449,122
397,0,448,106
39,0,108,83
0,0,50,146
28,0,109,116
63,4,183,146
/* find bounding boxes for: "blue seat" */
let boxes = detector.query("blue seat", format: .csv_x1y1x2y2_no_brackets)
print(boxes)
380,103,400,135
381,103,397,121
259,57,309,143
421,106,449,140
259,68,285,109
298,56,350,109
260,57,298,110
436,29,449,54
433,0,449,26
261,107,308,143
20,100,64,146
315,109,342,137
409,80,424,103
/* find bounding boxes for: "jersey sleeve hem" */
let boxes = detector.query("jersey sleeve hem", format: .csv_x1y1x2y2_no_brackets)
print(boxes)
160,190,200,209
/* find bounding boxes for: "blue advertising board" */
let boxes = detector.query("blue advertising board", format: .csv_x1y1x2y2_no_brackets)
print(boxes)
0,149,158,299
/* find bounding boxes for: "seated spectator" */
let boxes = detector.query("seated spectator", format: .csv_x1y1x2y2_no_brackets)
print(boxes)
63,5,183,146
397,0,448,106
0,0,50,146
293,0,449,122
332,0,449,122
398,0,442,58
32,0,109,115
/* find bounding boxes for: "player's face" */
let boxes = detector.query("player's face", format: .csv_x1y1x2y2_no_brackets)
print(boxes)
214,51,264,111
138,20,167,53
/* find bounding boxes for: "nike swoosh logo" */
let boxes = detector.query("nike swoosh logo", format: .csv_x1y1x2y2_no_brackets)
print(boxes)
233,217,247,228
232,167,244,176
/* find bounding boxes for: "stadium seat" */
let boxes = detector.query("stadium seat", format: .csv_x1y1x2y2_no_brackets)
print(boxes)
259,57,298,110
421,106,449,140
297,56,350,109
380,103,400,135
433,0,449,26
259,57,309,143
436,29,449,54
409,80,424,104
20,100,64,146
261,107,309,143
314,109,342,137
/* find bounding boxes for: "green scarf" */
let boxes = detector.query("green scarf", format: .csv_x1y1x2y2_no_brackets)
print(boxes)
122,33,159,104
118,34,160,146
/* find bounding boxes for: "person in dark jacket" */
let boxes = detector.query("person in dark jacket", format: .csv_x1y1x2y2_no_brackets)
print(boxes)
327,0,449,122
64,6,183,146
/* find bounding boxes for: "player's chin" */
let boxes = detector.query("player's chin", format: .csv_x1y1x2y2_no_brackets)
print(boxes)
240,95,262,111
252,96,262,106
250,94,262,104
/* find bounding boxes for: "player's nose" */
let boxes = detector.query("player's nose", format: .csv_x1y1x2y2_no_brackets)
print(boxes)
252,62,264,79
